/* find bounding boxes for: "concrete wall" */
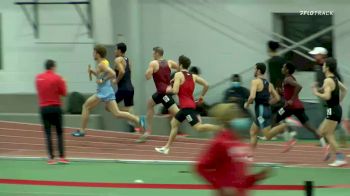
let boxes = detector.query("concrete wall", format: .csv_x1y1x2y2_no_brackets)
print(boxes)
0,0,96,93
1,0,350,115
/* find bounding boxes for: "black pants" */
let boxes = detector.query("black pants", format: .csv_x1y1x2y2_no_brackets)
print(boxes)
40,106,64,159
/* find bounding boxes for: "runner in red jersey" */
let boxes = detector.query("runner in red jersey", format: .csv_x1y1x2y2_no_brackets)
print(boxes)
137,47,180,142
196,103,271,196
155,55,220,154
268,62,325,152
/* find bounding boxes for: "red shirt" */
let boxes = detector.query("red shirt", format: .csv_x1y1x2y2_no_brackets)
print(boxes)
178,71,196,109
196,130,259,196
153,60,171,94
35,70,67,107
283,75,304,109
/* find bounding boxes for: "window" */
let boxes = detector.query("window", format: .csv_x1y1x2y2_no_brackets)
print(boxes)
274,13,333,71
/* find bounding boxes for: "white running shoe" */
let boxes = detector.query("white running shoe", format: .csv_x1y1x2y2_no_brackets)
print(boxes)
155,147,170,155
135,133,149,143
328,160,347,167
285,117,302,127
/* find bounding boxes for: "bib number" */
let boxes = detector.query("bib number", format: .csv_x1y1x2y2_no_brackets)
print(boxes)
186,115,193,122
278,108,285,115
163,95,170,103
257,116,265,124
327,108,332,116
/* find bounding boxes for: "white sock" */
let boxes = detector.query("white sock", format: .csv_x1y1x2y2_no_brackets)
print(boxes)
320,137,326,147
283,131,291,141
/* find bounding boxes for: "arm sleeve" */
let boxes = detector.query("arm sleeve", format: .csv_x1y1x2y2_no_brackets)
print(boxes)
58,77,67,96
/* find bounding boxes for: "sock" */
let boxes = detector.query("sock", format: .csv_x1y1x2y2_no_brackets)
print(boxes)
336,152,345,160
320,137,326,147
283,130,291,141
145,130,151,135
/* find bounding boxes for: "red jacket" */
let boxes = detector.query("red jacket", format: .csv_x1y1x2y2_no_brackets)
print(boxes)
35,70,67,107
196,129,258,196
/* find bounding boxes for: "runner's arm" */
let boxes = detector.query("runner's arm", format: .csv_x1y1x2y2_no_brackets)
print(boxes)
145,61,156,80
338,81,347,102
313,78,332,100
115,57,125,84
194,74,209,99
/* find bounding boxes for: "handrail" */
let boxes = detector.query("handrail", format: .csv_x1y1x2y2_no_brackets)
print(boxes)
15,1,89,5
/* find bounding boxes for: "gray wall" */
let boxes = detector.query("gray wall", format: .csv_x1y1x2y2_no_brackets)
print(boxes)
110,0,350,114
1,0,350,116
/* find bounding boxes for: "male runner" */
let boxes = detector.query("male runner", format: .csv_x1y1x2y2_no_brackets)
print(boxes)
267,62,326,152
136,47,180,142
155,55,220,154
244,63,280,149
113,42,135,113
72,45,145,137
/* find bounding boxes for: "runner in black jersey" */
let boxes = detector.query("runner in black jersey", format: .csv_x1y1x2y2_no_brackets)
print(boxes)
114,43,135,112
312,57,347,167
244,63,280,151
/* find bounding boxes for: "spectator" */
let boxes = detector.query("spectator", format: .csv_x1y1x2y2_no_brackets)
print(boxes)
35,60,69,165
189,66,200,75
223,74,249,108
267,41,286,88
309,47,342,87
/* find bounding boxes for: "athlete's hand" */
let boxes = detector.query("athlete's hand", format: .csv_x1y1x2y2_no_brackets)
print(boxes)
166,85,173,93
196,96,204,105
96,79,103,84
88,64,93,73
276,87,283,95
112,79,117,84
285,99,293,107
244,102,249,109
88,65,93,81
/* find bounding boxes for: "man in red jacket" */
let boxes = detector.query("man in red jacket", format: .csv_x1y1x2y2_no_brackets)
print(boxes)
35,60,69,165
196,103,271,196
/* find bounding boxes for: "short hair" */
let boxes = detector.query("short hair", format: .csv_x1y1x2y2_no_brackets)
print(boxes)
285,62,296,74
45,59,56,70
116,42,127,53
189,66,200,75
256,62,266,74
94,44,107,58
231,74,241,82
153,46,164,56
179,55,191,69
268,41,280,51
325,57,337,73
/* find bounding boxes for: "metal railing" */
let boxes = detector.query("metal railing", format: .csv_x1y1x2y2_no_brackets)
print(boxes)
163,0,350,95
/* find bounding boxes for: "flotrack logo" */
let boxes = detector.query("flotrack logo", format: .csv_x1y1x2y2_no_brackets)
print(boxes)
299,10,334,16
